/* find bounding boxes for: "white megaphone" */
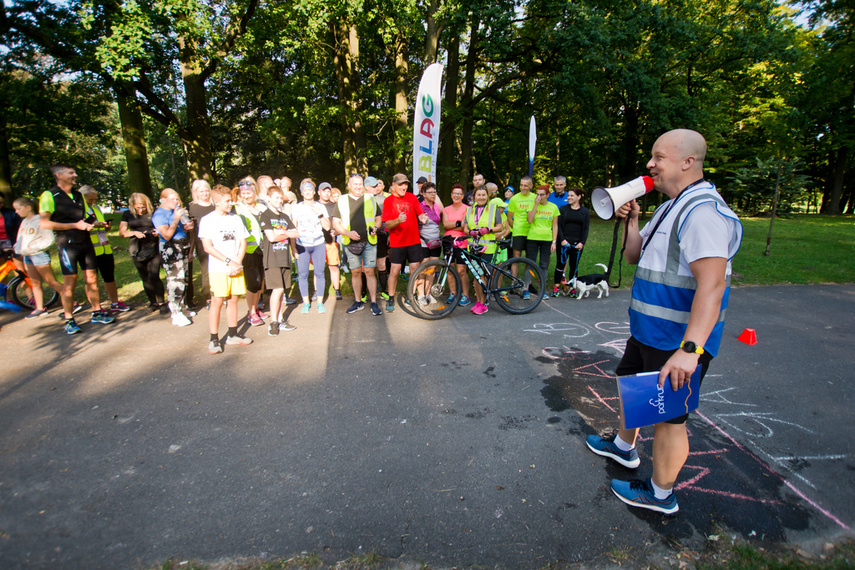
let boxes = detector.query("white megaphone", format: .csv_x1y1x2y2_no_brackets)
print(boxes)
591,176,655,220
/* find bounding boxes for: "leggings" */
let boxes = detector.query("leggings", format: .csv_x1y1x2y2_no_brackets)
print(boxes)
526,239,552,283
297,243,326,299
554,244,582,284
161,241,189,315
133,254,165,305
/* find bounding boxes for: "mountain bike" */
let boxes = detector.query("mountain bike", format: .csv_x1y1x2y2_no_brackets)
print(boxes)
0,250,60,310
406,237,545,320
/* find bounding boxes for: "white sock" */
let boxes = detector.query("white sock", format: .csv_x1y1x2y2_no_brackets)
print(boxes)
614,434,634,452
651,479,673,500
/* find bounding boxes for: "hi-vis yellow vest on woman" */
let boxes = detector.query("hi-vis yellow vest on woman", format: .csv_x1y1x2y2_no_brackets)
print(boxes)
337,194,378,245
87,204,112,256
466,203,499,254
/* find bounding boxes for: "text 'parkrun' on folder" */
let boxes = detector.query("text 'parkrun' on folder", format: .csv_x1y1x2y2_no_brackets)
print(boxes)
617,366,702,430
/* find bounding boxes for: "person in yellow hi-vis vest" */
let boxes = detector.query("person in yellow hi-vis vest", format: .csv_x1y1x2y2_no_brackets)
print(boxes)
462,186,504,316
80,186,129,313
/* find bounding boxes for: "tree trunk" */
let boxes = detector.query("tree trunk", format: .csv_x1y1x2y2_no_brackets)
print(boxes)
0,110,12,201
437,32,459,203
177,29,214,186
458,17,479,188
393,34,409,174
424,0,440,65
114,84,153,200
822,145,846,214
333,22,365,177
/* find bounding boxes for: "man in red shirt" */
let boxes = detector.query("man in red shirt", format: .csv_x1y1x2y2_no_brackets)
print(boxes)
381,173,427,312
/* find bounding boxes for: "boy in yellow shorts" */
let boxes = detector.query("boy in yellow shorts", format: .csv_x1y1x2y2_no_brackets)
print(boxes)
199,184,253,354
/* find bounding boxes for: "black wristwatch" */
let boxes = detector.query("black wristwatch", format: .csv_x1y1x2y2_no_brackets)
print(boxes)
680,340,704,355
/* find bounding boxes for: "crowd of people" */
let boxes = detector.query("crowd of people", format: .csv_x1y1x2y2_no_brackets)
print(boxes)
3,166,596,349
3,129,745,517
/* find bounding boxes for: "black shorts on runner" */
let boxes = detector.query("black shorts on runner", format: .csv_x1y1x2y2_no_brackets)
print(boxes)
511,235,528,253
376,230,389,259
243,250,264,293
95,253,116,283
422,245,442,259
264,265,292,291
59,243,98,275
615,336,713,424
389,244,424,266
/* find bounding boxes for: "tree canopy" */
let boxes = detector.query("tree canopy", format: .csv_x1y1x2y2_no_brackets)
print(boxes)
1,0,852,213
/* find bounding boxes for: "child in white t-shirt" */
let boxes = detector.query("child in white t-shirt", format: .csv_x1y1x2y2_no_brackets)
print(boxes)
13,197,62,318
198,185,251,354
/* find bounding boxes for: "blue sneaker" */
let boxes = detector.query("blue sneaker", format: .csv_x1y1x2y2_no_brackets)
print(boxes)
347,301,365,314
386,298,395,313
301,302,310,314
91,310,116,325
585,434,640,469
317,302,326,314
522,290,531,300
458,295,471,307
447,294,456,305
371,302,382,316
611,478,678,514
65,318,81,335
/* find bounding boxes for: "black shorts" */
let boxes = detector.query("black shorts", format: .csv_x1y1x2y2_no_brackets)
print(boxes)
243,250,264,293
616,336,713,424
95,253,116,283
264,265,292,290
441,235,466,263
511,235,528,253
389,244,424,266
422,245,442,259
376,230,389,258
58,243,98,275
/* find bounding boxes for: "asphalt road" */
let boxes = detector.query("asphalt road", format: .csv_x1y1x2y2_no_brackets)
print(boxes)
0,284,852,568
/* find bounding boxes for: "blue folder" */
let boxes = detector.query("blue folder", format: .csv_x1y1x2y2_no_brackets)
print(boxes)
617,366,702,429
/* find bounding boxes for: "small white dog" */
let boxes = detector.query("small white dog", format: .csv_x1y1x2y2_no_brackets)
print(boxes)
573,263,610,300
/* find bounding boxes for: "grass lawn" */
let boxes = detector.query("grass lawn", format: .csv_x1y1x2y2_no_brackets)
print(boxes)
24,212,855,311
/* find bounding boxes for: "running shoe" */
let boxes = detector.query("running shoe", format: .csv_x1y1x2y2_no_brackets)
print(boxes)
72,302,84,315
26,309,48,319
371,302,382,316
65,318,81,335
317,302,326,314
91,311,116,325
208,340,223,354
172,313,192,327
380,292,390,301
301,302,310,314
417,295,430,306
225,335,253,346
585,434,640,469
159,303,171,315
385,298,395,313
268,322,280,336
458,295,471,306
471,302,488,315
447,294,456,305
335,289,343,300
552,285,560,297
347,301,365,314
543,293,550,301
279,321,297,331
285,297,297,306
611,478,678,514
522,290,531,300
111,301,130,312
361,293,368,303
248,312,264,327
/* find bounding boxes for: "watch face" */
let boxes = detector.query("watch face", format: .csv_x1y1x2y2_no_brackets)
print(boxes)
682,341,697,353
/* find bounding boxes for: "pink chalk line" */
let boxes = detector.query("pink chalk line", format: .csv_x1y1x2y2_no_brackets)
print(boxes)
696,411,850,531
587,385,617,414
677,465,784,505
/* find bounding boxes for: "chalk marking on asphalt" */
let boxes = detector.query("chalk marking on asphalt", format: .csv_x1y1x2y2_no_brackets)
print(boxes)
688,449,729,456
541,346,591,360
524,323,590,337
571,360,616,379
597,338,628,354
696,411,850,531
700,387,759,407
771,454,847,461
587,386,617,414
677,465,785,504
713,412,815,438
593,321,631,335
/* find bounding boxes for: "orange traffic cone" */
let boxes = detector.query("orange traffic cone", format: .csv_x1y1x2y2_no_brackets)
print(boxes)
737,328,757,345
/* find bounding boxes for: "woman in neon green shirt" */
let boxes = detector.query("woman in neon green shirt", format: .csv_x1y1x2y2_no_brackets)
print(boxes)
526,185,559,300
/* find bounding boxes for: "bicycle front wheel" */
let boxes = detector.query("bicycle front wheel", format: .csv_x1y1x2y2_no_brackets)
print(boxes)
490,257,545,314
407,259,462,320
9,275,60,310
